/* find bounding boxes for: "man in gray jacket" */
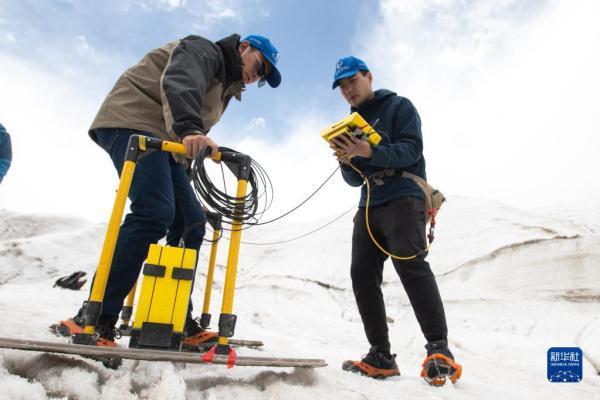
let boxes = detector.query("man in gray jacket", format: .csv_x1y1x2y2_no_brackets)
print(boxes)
57,34,281,347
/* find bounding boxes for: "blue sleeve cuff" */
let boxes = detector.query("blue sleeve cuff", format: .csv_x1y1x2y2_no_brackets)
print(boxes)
366,146,388,167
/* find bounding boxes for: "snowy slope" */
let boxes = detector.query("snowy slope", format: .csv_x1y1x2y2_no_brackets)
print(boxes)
0,198,599,400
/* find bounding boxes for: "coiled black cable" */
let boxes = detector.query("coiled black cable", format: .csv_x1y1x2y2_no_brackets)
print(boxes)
189,146,342,233
190,146,271,227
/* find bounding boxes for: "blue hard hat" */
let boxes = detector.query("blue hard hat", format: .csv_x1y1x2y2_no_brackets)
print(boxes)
332,56,369,89
242,34,281,88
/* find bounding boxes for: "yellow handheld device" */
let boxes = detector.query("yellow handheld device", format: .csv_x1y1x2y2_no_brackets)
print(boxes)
320,112,381,146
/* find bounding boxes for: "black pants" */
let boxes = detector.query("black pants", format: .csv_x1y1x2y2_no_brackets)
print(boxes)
351,196,447,353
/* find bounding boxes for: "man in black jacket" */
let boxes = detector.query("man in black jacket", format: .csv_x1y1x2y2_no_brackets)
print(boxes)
57,34,281,347
330,56,461,385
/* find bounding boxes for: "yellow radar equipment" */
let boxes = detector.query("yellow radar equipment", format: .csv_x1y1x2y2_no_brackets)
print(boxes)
320,112,381,147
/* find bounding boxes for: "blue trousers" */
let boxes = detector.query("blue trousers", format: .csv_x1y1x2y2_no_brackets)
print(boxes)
94,128,206,321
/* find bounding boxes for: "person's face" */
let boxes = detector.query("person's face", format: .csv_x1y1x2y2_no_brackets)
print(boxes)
338,71,373,108
239,42,272,85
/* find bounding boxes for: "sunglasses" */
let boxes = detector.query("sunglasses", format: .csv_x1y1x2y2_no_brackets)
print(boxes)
254,53,267,87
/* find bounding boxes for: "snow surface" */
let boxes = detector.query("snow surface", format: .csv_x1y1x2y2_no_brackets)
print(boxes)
1,197,599,400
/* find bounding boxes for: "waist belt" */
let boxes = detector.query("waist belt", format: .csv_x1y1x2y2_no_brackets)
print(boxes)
367,168,421,186
366,168,445,244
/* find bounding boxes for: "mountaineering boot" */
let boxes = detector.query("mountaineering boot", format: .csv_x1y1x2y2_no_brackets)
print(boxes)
342,347,401,379
52,311,122,368
85,317,122,369
182,314,218,350
421,339,462,386
94,317,120,348
52,306,86,337
52,309,120,347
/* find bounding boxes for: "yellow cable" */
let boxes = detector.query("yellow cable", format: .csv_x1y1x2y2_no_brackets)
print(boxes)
347,162,431,260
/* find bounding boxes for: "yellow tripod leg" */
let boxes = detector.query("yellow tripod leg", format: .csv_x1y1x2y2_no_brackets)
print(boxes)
72,135,188,345
84,159,136,335
218,179,248,346
119,283,137,332
201,229,220,317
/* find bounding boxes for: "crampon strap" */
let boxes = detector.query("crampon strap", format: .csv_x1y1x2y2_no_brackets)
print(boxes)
420,353,462,384
184,330,218,346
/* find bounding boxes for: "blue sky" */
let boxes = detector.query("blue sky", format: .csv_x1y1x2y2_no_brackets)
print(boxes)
0,0,379,138
1,0,599,221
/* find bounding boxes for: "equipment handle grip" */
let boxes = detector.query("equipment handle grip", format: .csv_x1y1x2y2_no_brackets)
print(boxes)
161,140,186,155
216,149,244,163
209,147,247,163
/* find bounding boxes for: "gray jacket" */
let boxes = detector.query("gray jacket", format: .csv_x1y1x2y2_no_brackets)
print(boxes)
90,34,244,162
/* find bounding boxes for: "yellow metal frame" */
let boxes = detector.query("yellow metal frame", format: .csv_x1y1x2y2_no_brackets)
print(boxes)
84,159,143,334
84,135,248,353
84,136,187,335
217,179,247,346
